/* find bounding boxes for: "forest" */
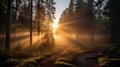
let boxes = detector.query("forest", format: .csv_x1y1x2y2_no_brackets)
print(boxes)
0,0,120,67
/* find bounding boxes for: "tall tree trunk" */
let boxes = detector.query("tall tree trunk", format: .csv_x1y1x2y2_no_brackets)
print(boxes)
5,0,12,51
14,0,18,41
38,20,40,35
30,0,33,46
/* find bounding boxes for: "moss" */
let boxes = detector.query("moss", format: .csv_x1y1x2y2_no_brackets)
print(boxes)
98,57,109,67
14,56,45,67
15,58,37,67
32,56,45,63
56,57,68,62
55,61,75,67
98,57,120,67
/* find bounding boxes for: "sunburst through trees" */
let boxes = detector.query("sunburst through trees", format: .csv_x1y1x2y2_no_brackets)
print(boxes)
0,0,120,67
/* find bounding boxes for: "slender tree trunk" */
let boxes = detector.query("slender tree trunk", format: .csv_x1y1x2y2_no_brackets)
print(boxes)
30,0,33,46
38,20,40,35
14,0,18,41
5,0,12,51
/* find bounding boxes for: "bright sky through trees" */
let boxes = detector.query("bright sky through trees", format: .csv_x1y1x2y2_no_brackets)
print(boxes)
54,0,70,21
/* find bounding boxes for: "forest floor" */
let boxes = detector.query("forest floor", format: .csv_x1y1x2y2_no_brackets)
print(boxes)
36,31,108,67
37,49,100,67
0,31,109,67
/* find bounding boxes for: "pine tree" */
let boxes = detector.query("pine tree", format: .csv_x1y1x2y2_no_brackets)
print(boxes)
34,0,45,36
45,0,56,45
67,0,74,20
30,0,33,46
59,8,68,24
86,0,94,18
75,0,83,15
104,0,120,44
5,0,12,51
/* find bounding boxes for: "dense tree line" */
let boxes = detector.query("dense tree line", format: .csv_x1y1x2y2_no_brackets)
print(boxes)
59,0,120,66
95,0,120,67
59,0,120,44
59,0,95,45
0,0,56,51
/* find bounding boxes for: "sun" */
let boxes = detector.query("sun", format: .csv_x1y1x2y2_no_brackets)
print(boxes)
53,23,58,29
52,20,59,29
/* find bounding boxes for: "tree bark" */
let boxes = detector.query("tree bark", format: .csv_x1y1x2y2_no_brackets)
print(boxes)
5,0,12,51
30,0,33,46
